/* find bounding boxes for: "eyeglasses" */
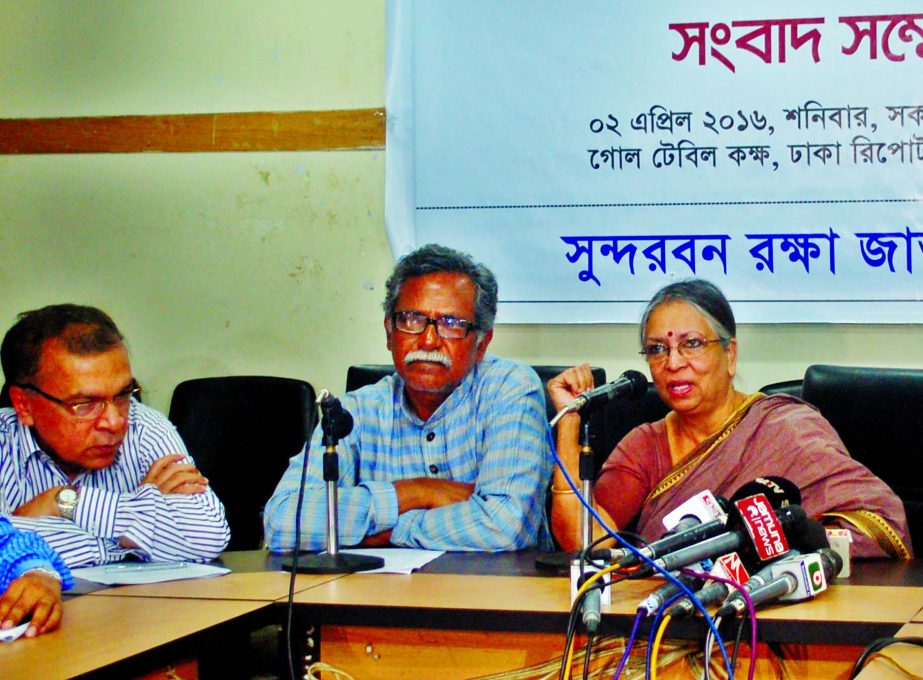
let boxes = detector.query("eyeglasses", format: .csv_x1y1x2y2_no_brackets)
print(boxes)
392,310,477,340
639,337,725,364
18,383,141,420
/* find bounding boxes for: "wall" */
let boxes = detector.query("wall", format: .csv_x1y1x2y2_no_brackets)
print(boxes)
2,1,921,414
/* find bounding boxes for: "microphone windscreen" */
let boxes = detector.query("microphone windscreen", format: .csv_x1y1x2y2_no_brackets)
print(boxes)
788,517,830,552
730,476,801,507
620,370,649,399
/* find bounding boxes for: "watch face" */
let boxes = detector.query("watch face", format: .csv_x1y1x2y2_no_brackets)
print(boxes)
59,487,78,504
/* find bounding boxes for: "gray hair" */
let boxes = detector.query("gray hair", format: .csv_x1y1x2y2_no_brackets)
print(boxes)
382,243,498,332
639,279,736,347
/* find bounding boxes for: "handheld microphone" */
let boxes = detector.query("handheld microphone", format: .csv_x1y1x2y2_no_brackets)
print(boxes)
557,370,647,418
581,583,602,634
716,548,842,618
665,551,751,618
632,501,805,578
638,572,702,617
730,476,802,508
609,490,729,568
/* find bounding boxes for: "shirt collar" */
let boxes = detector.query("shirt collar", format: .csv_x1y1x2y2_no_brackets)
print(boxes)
394,358,483,425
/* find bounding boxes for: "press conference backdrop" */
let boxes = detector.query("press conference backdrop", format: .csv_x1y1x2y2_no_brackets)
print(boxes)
386,1,923,324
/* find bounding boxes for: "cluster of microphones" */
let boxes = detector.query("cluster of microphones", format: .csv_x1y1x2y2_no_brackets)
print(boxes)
579,476,843,633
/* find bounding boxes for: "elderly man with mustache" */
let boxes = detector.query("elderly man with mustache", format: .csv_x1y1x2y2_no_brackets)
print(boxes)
264,244,553,551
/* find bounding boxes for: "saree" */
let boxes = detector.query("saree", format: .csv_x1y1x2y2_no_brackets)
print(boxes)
593,394,911,559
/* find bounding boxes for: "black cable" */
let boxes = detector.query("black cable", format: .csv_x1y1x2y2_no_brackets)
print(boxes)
582,629,595,680
559,586,586,680
284,400,317,680
848,636,923,679
722,612,748,677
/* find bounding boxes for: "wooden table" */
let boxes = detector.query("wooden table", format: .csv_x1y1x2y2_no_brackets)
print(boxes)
5,551,923,679
0,594,268,680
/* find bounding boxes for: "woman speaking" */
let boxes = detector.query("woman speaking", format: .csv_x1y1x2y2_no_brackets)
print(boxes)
547,278,911,559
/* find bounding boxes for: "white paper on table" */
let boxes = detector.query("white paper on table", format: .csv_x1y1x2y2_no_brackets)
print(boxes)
70,562,230,585
332,548,444,574
0,622,30,643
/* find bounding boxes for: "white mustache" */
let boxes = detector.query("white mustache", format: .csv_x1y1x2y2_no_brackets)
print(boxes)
405,350,453,368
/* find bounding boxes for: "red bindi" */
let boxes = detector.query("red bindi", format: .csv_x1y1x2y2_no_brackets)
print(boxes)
667,331,673,338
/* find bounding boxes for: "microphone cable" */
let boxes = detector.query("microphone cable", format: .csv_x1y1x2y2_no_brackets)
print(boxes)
284,389,324,680
546,427,732,678
848,636,923,679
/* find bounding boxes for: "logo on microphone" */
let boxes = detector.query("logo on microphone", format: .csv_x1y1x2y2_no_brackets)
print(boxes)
734,494,789,562
808,559,824,592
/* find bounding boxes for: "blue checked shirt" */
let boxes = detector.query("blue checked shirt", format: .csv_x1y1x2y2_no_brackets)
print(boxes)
0,402,230,567
264,354,553,552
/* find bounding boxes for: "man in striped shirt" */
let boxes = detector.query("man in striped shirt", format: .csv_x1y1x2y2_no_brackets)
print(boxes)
264,244,553,552
0,305,230,567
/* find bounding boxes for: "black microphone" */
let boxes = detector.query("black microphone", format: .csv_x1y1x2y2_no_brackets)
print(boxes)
716,548,842,618
320,393,354,444
730,476,802,508
558,369,647,416
633,503,807,578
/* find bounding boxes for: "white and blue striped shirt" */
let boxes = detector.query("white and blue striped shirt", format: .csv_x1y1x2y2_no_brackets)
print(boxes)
0,402,230,567
264,354,553,552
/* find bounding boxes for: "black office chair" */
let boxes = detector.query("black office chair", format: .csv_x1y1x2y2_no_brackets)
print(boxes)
168,375,316,551
801,364,923,550
0,383,10,408
758,379,803,399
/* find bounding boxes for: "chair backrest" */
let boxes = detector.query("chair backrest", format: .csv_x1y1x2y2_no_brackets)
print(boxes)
0,383,10,408
759,379,803,399
168,375,315,551
801,364,923,550
345,364,394,393
596,381,669,474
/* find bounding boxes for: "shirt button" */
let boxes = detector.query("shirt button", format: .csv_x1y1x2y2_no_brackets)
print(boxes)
429,464,439,474
425,432,436,442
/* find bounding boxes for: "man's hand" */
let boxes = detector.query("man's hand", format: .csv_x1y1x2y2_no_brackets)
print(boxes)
13,486,66,518
141,454,209,495
360,530,394,547
0,571,63,638
394,478,475,513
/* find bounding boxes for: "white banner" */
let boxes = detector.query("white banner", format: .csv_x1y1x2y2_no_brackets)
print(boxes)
386,1,923,323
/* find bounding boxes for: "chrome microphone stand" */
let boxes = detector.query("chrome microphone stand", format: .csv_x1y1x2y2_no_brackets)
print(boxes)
282,393,383,574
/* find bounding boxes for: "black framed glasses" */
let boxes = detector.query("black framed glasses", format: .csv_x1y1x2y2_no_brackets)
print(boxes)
18,382,141,420
639,337,725,364
392,310,476,340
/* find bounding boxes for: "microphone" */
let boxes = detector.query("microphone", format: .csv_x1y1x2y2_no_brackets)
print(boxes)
320,393,354,444
665,551,752,618
581,583,602,633
716,548,842,618
638,572,702,617
632,502,806,578
557,370,647,417
609,490,729,568
730,476,802,508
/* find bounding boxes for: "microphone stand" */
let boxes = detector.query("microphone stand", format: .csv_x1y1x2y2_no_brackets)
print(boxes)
282,396,384,574
536,410,605,572
578,419,596,553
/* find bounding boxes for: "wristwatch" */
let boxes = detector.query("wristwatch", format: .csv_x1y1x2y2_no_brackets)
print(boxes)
56,485,79,520
25,566,63,583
